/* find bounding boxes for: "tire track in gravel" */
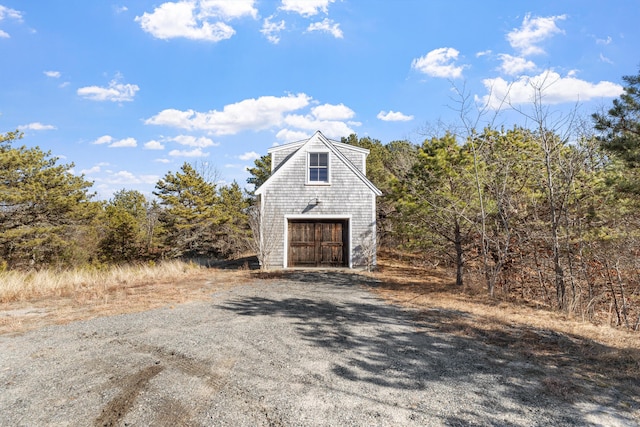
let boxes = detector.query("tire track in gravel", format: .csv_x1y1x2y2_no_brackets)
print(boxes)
93,364,163,427
125,340,234,390
98,339,285,426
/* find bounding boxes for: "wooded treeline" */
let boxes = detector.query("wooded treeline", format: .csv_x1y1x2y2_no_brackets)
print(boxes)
0,132,250,269
2,69,639,329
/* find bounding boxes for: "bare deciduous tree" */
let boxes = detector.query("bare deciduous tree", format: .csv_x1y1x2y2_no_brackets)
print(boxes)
247,199,279,270
357,229,377,272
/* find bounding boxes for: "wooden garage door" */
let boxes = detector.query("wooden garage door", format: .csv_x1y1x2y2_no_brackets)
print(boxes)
288,220,348,267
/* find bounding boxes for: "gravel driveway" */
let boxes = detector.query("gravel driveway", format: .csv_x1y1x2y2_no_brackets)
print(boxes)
0,271,636,426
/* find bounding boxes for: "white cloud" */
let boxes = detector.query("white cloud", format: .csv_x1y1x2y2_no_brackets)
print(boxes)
239,151,260,161
507,14,566,56
275,129,309,142
168,148,209,157
171,135,218,147
476,50,492,57
261,15,285,44
283,114,356,138
80,165,103,175
80,162,109,175
596,36,612,45
109,137,137,148
0,5,22,38
311,103,354,120
92,135,114,145
78,77,139,102
144,140,165,150
84,168,159,199
107,170,159,185
114,5,128,14
599,53,614,65
44,70,61,78
199,0,258,20
18,122,56,131
144,109,195,129
155,158,171,163
224,163,243,169
280,0,335,17
135,1,244,42
146,95,360,143
140,174,160,184
0,5,22,21
307,18,343,38
477,70,624,109
411,47,465,79
498,54,536,76
377,111,414,122
91,135,137,147
145,93,312,134
112,171,137,182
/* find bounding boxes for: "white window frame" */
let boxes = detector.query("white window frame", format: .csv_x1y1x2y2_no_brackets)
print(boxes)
306,151,331,185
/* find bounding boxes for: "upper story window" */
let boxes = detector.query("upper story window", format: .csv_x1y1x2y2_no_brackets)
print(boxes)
308,152,329,183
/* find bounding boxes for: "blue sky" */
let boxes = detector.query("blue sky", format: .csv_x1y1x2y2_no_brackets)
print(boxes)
1,1,637,199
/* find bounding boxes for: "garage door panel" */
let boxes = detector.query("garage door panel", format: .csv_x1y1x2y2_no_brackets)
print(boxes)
322,223,342,244
290,222,314,243
288,220,348,267
320,243,343,267
290,243,316,266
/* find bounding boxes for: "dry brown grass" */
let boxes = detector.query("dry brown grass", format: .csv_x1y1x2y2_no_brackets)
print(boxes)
0,261,204,302
0,261,253,335
368,257,640,349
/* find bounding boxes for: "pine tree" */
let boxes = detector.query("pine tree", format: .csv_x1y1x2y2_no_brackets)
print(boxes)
154,162,219,258
99,189,148,263
214,181,250,258
593,68,640,192
0,131,98,268
395,133,479,286
246,154,272,193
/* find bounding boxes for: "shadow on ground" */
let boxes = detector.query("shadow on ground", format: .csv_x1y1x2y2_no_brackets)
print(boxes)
185,255,261,270
219,271,639,426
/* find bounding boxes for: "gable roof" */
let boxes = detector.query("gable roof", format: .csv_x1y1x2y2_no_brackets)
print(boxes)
267,137,371,156
267,135,371,174
255,131,382,196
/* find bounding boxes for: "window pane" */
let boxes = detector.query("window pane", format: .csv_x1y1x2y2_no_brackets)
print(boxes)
310,153,319,167
318,153,328,166
318,168,328,182
309,168,319,181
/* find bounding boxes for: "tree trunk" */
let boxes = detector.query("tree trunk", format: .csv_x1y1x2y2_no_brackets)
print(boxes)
543,136,566,310
454,219,464,287
468,136,492,296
